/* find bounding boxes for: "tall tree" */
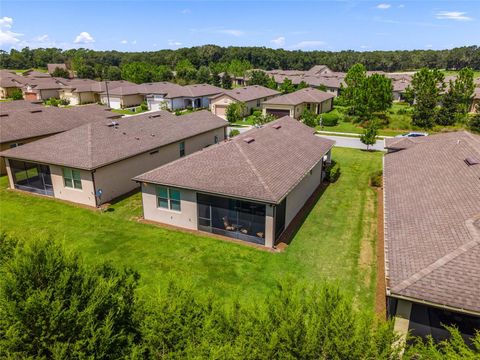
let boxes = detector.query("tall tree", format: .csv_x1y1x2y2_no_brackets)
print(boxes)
105,65,122,80
221,73,233,89
51,67,70,78
409,68,445,129
196,66,211,84
279,78,296,94
247,70,270,87
155,65,174,81
121,62,155,83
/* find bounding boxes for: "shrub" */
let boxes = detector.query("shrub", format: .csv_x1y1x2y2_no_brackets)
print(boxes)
59,98,70,106
469,111,480,133
370,170,383,188
229,129,240,138
44,97,60,107
251,109,262,117
140,100,148,111
321,112,340,126
9,88,23,100
325,160,341,182
0,238,140,359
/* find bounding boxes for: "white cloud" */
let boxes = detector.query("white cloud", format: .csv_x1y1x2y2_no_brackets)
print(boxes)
35,34,49,42
218,29,244,37
168,40,182,46
181,8,191,14
120,39,128,44
290,40,326,50
271,36,285,47
436,11,472,21
74,31,95,44
376,3,391,9
360,45,369,49
0,16,23,47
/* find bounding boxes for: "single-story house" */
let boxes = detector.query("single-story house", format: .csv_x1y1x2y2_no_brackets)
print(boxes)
305,65,334,76
1,110,227,207
392,77,411,101
209,85,280,118
134,116,334,248
0,102,121,174
58,79,135,105
383,132,480,342
22,78,64,100
262,88,334,119
0,70,29,99
21,69,51,78
47,63,71,77
99,84,145,109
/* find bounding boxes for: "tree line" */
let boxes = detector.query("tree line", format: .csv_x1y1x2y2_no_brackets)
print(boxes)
1,234,479,359
1,45,479,76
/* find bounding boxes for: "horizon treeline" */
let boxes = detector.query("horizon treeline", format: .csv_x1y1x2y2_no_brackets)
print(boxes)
1,45,479,72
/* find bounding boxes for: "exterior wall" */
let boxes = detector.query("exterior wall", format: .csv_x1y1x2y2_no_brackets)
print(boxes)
39,89,60,100
93,127,226,204
100,94,144,109
212,95,277,118
141,184,198,230
284,159,323,226
0,87,21,99
146,94,172,111
60,90,80,105
50,165,97,207
262,104,295,118
0,135,49,175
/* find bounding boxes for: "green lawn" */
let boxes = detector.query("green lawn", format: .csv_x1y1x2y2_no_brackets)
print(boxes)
0,148,381,310
112,106,148,115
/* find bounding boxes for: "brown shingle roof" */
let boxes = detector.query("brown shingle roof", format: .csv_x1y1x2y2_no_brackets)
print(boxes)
135,117,334,204
384,131,480,313
263,88,334,106
0,104,120,143
210,85,280,102
47,63,67,74
1,110,227,170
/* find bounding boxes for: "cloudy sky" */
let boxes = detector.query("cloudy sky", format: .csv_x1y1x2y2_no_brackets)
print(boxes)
1,0,479,52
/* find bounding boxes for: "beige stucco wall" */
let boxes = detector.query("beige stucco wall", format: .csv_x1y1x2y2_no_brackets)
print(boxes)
39,89,60,100
60,91,96,105
141,184,198,230
93,127,226,204
284,159,323,226
0,87,21,99
121,94,144,108
50,165,96,206
211,94,277,118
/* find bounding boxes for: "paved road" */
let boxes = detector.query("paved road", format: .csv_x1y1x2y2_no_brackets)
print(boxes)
227,125,253,135
317,134,385,151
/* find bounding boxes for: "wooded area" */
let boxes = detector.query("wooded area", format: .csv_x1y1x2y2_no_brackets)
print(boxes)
1,45,479,73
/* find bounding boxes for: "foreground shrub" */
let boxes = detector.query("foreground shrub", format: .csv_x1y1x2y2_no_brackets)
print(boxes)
370,170,383,188
0,237,140,359
321,111,340,126
228,129,240,138
325,160,341,183
137,281,400,359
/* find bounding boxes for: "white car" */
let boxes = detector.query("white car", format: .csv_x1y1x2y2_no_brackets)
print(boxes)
395,132,428,138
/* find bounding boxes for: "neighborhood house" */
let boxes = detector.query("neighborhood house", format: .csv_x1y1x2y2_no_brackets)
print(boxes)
262,88,334,119
1,110,227,207
383,132,480,341
134,116,334,248
209,85,280,118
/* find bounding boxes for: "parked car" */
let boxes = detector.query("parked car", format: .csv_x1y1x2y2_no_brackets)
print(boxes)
395,132,428,138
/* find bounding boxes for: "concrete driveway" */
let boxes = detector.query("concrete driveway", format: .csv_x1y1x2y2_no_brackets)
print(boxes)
317,134,385,151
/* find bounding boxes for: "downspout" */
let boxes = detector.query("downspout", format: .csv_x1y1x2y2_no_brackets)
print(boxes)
91,169,98,208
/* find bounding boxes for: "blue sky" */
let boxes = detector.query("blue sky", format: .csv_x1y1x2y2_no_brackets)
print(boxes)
1,1,479,52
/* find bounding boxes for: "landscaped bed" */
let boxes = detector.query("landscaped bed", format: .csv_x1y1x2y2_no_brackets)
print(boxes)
0,148,382,310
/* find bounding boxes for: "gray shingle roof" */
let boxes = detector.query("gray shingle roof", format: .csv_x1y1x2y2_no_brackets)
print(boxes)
0,104,120,143
1,110,227,170
263,88,334,106
135,117,334,204
210,85,280,102
384,131,480,313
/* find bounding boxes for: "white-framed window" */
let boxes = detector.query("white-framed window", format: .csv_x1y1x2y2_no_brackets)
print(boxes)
63,168,82,189
156,186,181,211
179,141,185,157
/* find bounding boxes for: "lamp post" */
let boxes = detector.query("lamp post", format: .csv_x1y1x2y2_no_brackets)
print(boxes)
104,80,111,108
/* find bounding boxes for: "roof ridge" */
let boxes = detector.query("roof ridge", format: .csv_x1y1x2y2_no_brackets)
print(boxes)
391,215,480,294
87,123,94,168
233,140,276,202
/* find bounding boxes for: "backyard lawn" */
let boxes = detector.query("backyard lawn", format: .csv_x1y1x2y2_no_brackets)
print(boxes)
0,148,382,310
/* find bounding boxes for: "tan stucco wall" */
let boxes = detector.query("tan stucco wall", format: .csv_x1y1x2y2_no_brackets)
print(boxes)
39,89,60,100
0,87,21,99
50,165,96,206
121,94,144,108
211,94,277,118
93,127,226,204
141,184,198,230
284,159,323,226
60,91,96,105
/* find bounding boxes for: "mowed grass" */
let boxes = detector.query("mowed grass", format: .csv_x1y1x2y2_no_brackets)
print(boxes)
0,148,382,309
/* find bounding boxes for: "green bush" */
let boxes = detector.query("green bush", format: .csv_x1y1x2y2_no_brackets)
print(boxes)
325,160,341,183
321,112,340,126
9,88,23,100
370,170,383,188
59,98,70,106
140,100,148,111
251,109,262,117
228,129,240,138
469,112,480,133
